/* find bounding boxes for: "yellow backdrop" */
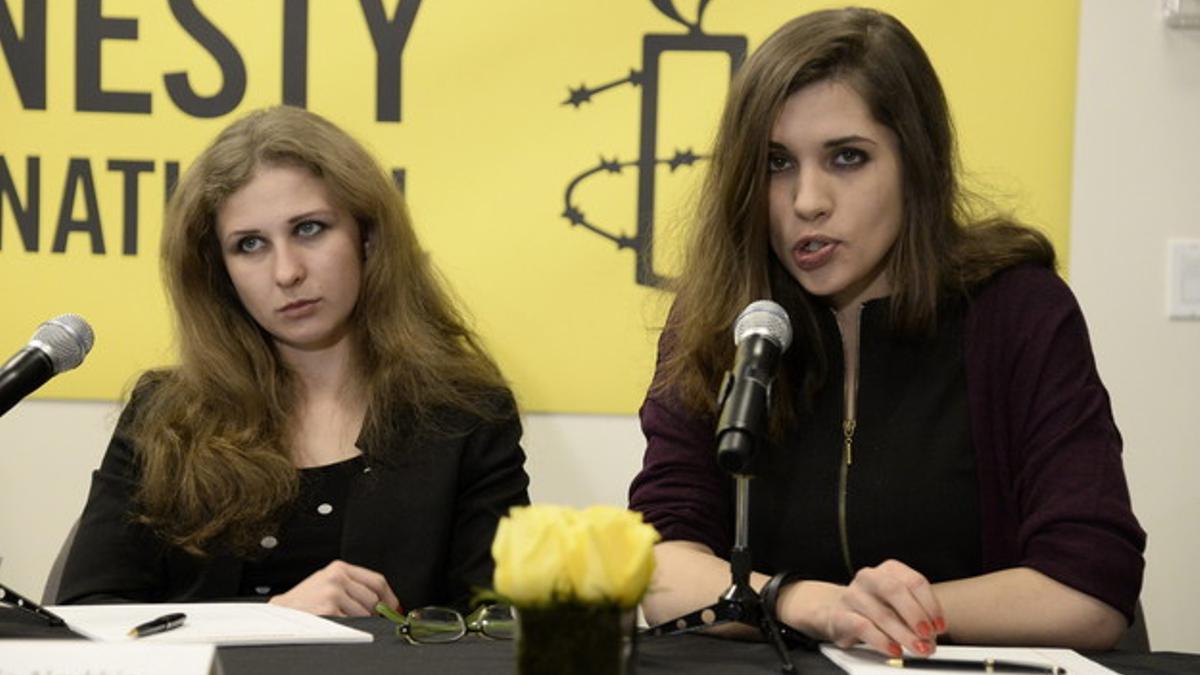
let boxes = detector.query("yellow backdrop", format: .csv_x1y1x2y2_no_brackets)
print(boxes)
0,0,1079,413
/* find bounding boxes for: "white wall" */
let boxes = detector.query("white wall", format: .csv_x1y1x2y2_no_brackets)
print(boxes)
1,0,1196,653
0,400,119,601
1069,0,1200,653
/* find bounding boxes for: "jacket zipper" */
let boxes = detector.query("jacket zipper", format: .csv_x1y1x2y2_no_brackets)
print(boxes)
836,306,862,578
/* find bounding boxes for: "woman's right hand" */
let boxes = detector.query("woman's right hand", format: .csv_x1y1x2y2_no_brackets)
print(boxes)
782,559,947,657
268,559,401,617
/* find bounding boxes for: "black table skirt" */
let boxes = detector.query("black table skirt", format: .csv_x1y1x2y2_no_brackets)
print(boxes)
221,618,820,674
4,609,1198,675
218,617,1200,675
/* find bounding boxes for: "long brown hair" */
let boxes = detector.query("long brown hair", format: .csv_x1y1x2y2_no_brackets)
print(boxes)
657,7,1054,423
132,106,509,555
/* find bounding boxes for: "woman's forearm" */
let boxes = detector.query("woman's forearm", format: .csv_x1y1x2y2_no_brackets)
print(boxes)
932,567,1126,650
641,540,768,639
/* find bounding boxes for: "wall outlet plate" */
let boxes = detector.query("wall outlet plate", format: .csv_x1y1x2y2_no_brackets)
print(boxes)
1167,239,1200,320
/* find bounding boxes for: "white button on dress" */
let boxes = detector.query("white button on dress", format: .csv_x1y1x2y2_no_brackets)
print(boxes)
255,586,271,595
317,503,333,515
260,535,279,549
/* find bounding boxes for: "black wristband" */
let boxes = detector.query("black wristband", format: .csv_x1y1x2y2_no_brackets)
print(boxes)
761,571,818,651
761,572,796,623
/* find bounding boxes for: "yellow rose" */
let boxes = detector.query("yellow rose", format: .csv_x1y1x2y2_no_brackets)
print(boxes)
566,506,660,608
492,505,576,606
492,504,660,608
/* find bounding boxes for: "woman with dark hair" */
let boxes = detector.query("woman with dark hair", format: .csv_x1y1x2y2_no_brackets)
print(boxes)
58,106,530,616
629,7,1143,656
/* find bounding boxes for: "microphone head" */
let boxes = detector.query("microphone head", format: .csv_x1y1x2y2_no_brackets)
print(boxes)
29,314,95,373
733,300,792,352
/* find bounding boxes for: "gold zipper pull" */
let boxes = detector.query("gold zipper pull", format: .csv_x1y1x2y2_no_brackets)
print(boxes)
842,418,856,465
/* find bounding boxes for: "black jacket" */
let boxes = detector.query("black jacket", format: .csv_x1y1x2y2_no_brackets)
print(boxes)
56,388,530,611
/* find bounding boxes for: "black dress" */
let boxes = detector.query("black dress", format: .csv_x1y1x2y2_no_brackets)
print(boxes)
238,455,367,599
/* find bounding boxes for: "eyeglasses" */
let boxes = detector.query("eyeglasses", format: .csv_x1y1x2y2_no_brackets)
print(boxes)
377,602,515,644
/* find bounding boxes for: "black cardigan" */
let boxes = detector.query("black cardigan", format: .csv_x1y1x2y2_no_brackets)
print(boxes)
56,388,530,611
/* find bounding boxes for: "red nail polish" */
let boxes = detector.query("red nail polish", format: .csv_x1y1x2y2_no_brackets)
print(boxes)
916,640,934,655
888,642,903,657
916,621,932,638
934,617,946,632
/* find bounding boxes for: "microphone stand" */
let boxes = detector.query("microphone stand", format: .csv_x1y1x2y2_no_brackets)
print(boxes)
644,376,796,672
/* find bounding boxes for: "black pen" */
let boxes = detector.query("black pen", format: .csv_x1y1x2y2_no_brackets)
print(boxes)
128,612,187,638
886,657,1066,674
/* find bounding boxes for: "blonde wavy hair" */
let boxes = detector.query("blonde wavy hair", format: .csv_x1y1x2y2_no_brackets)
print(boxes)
131,106,508,555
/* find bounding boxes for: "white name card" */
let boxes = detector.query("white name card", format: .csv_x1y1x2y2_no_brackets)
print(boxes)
0,640,221,675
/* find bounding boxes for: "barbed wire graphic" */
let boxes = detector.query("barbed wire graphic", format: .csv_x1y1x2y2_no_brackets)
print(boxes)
563,69,643,108
561,149,702,250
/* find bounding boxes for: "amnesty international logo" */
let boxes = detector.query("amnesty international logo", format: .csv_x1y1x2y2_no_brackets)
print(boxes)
560,0,745,288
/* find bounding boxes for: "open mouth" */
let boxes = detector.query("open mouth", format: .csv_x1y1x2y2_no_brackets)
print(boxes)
792,238,838,270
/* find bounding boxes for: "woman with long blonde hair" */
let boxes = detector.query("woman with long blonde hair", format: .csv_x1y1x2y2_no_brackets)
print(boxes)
630,7,1143,655
58,106,529,615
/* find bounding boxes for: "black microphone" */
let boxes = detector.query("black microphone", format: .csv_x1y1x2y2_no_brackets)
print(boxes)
0,314,95,418
715,300,792,474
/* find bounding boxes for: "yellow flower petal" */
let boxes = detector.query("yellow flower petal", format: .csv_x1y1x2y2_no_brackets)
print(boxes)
492,505,575,605
492,505,660,608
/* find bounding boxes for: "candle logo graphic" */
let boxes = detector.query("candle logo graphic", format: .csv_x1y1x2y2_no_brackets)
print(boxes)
559,1,747,288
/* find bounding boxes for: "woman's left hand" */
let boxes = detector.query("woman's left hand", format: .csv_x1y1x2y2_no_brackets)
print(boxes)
781,559,947,657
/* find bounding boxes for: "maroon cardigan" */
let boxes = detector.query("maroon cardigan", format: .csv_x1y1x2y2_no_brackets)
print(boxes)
628,266,1145,622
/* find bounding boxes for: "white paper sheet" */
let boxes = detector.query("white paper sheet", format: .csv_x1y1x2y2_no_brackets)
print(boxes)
0,640,222,675
48,602,373,646
821,644,1119,675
